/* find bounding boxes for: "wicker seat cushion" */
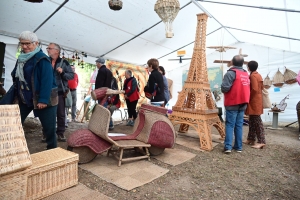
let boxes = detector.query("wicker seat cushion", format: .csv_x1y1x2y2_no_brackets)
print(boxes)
114,140,151,148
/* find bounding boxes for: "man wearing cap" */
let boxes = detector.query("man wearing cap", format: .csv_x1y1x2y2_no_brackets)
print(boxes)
95,57,112,89
68,65,79,122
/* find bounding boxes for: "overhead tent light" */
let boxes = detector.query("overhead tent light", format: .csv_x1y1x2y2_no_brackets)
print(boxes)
108,0,123,11
154,0,180,38
24,0,43,2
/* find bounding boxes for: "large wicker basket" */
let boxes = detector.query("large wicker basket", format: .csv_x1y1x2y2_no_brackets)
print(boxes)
263,74,272,89
272,69,284,87
283,67,297,84
26,148,79,200
0,169,29,200
0,105,32,176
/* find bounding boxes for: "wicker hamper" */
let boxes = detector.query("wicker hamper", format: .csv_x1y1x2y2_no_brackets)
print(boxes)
0,169,29,200
26,148,79,200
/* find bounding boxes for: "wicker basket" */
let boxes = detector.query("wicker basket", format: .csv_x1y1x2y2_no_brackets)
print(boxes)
26,148,79,200
263,74,272,89
283,67,297,84
272,69,284,87
0,105,32,176
0,169,29,200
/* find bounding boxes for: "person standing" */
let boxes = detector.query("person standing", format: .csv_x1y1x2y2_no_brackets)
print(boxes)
95,57,112,89
158,66,170,106
68,65,79,122
123,70,140,126
12,31,58,149
47,43,74,142
243,61,266,149
145,58,165,107
221,55,250,154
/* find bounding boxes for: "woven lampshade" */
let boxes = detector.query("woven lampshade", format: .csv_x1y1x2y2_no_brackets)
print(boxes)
154,0,180,38
263,74,272,89
283,66,297,84
108,0,123,11
272,69,284,87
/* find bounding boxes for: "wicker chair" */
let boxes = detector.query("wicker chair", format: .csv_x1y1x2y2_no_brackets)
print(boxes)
88,104,150,166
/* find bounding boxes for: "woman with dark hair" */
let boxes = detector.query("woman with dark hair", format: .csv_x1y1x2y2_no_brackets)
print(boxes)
145,58,164,106
123,70,139,126
243,60,265,149
11,31,58,149
158,66,170,105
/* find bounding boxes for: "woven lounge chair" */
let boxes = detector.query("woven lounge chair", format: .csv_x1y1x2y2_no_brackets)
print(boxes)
88,104,151,166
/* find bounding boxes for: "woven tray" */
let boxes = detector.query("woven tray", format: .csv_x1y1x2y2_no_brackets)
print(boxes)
0,105,32,176
26,147,79,200
0,169,29,200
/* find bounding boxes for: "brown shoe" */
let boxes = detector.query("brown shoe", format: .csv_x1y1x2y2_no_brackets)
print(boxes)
243,140,255,145
251,143,265,149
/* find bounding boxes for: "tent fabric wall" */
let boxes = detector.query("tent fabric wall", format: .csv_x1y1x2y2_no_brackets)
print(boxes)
167,42,300,123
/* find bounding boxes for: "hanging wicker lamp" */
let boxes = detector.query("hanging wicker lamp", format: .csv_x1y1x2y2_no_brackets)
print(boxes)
272,69,284,87
263,74,272,89
154,0,180,38
283,66,297,84
108,0,123,11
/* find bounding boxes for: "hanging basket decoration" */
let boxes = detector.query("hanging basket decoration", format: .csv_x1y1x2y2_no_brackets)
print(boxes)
108,0,123,11
154,0,180,38
263,74,272,89
272,69,284,87
283,66,297,84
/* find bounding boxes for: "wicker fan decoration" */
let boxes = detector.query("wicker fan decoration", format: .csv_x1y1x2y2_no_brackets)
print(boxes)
283,66,297,84
272,69,284,87
108,0,123,11
263,74,272,89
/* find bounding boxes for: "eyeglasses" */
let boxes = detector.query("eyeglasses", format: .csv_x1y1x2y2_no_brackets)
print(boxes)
19,42,34,47
46,47,58,50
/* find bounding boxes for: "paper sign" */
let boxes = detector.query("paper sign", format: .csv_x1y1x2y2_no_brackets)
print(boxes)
274,87,280,92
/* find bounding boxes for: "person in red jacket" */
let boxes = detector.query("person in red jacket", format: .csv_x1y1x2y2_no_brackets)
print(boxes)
68,65,79,122
123,70,140,126
221,55,250,154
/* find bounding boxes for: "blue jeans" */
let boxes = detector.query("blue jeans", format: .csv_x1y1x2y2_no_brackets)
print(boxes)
224,110,244,151
103,102,114,127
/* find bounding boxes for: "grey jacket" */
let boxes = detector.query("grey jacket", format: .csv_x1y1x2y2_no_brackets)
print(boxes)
52,57,74,95
221,66,248,111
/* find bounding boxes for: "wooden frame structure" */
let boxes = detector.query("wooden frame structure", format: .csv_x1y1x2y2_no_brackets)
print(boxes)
169,13,225,151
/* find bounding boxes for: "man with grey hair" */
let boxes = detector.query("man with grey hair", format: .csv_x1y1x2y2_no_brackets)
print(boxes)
221,55,250,154
46,43,74,142
95,57,112,89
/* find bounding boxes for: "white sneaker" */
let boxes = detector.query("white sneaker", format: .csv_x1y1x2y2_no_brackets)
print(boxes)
224,149,231,154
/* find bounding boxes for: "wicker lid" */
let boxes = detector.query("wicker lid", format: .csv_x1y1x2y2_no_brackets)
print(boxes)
283,67,297,84
0,105,32,176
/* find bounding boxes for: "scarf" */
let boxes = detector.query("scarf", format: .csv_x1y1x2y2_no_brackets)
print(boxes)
15,46,41,89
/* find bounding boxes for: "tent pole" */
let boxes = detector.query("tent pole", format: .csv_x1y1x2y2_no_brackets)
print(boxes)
33,0,69,33
196,0,300,13
225,27,300,41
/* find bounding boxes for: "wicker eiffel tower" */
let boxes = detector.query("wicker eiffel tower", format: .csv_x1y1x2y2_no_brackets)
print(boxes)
169,13,225,151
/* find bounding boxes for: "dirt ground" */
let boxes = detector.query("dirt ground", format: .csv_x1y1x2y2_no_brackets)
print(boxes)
23,117,300,200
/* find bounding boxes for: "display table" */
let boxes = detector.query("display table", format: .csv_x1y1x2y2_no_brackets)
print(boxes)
267,110,283,130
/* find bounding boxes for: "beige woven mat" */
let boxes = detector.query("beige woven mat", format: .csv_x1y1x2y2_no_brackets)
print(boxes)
79,155,169,191
43,183,114,200
153,148,196,166
176,132,223,151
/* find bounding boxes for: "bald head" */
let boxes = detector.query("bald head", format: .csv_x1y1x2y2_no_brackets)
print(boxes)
232,55,244,67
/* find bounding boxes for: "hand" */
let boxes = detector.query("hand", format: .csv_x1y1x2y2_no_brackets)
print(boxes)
124,95,128,99
37,103,47,109
56,67,63,74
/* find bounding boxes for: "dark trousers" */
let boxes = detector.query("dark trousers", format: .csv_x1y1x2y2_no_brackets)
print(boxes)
125,99,138,120
19,102,57,149
56,94,66,136
70,90,77,120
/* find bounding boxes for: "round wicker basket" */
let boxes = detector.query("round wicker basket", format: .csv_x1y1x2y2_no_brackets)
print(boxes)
283,67,297,84
108,0,123,11
272,69,284,87
263,75,272,89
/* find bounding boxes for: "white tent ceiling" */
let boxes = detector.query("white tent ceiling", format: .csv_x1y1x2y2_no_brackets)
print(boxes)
1,0,299,70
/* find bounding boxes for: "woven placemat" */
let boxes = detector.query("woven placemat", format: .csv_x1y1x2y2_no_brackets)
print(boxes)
79,155,169,191
43,183,114,200
153,148,196,166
